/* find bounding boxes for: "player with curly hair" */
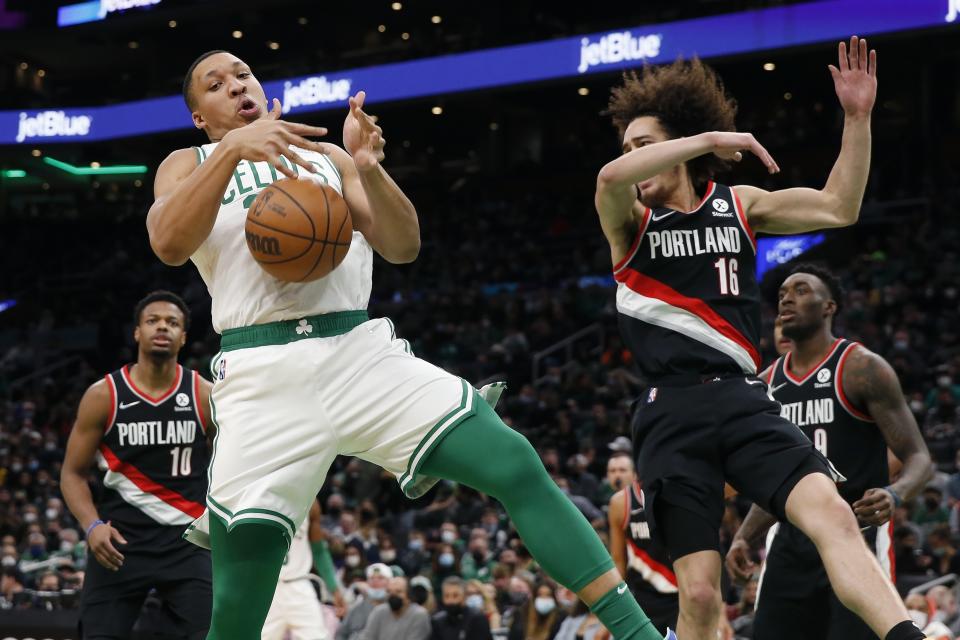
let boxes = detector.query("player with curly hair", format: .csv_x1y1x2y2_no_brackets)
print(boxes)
594,37,927,640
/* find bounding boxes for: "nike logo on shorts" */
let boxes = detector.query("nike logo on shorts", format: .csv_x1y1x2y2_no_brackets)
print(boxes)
119,401,140,409
617,584,628,595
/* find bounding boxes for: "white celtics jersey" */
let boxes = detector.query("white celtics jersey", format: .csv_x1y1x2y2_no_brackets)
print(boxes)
190,142,373,333
280,516,312,582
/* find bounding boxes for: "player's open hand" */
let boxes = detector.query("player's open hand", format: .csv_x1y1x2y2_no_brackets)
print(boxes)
852,487,895,527
706,131,780,174
343,91,386,172
829,36,877,119
88,520,127,571
724,538,757,584
221,98,329,179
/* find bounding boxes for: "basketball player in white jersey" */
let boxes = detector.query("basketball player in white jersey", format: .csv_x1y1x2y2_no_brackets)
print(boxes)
262,499,343,640
146,50,666,640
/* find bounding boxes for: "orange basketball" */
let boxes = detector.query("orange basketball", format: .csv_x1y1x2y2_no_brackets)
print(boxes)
245,178,353,283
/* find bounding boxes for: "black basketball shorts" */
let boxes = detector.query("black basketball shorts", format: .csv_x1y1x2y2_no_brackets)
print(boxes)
631,375,836,560
80,542,212,639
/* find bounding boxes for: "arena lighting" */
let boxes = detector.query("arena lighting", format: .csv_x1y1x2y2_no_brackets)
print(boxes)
58,0,162,27
42,156,147,175
6,0,955,144
2,169,26,177
0,299,17,313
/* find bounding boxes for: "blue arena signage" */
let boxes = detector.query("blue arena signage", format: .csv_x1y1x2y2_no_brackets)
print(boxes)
756,233,827,281
5,0,955,144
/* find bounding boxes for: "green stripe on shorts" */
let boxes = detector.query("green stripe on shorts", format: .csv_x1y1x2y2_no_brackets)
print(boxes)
220,310,369,351
399,379,477,498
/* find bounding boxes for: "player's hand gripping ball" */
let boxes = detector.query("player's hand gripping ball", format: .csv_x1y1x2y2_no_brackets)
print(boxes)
245,178,353,282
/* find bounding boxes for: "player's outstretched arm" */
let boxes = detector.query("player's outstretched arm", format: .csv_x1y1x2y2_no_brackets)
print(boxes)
330,90,420,264
595,131,778,265
147,98,328,265
736,36,877,235
845,346,934,527
61,380,129,571
607,490,628,579
725,503,777,583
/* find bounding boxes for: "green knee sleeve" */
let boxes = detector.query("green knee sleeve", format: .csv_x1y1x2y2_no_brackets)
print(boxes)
207,517,289,640
420,397,614,591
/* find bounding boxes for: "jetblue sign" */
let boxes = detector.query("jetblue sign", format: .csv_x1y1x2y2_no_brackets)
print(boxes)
58,0,162,27
9,0,956,144
756,233,827,281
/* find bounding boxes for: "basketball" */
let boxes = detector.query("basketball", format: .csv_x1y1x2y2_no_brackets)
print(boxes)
245,178,353,283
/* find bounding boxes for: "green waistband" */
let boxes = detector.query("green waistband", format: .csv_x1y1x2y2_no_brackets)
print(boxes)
220,310,369,351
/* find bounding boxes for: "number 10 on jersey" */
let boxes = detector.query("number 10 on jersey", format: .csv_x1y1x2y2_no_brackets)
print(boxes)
169,446,193,477
713,257,740,296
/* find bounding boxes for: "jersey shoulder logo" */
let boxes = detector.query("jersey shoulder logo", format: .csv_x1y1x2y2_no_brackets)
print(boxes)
712,198,729,212
176,392,190,407
816,369,831,383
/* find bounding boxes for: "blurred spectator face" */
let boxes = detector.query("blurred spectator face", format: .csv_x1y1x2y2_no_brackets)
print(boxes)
344,547,363,568
773,317,794,356
468,532,489,557
606,454,634,491
358,500,378,527
542,449,560,473
325,494,344,518
442,581,465,608
500,549,518,568
440,522,458,545
408,532,426,552
1,570,23,595
339,512,357,535
27,532,46,558
22,504,39,524
928,586,957,617
533,584,557,616
38,572,59,591
893,330,910,351
437,544,456,569
368,571,389,592
556,586,576,611
924,488,944,510
379,538,397,564
387,577,408,609
480,510,499,534
508,576,531,604
741,577,759,608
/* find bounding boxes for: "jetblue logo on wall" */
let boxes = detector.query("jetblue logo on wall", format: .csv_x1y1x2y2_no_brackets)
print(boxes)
577,31,662,73
948,0,959,22
16,111,92,143
282,76,353,114
100,0,161,16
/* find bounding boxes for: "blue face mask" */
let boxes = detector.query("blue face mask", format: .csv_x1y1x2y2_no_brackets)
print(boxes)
409,539,424,551
465,594,484,610
367,588,386,600
439,552,455,568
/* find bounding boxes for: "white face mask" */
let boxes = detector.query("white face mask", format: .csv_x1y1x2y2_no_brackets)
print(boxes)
465,594,484,610
45,508,59,521
441,530,457,544
380,550,396,563
345,555,361,567
534,597,556,616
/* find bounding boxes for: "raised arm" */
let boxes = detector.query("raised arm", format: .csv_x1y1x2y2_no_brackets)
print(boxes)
607,489,628,579
595,132,778,265
845,346,934,527
333,91,420,264
61,380,128,571
736,36,878,234
146,99,328,266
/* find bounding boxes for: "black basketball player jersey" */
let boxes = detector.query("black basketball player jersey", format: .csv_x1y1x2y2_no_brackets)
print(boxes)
98,365,210,551
614,182,761,378
623,481,678,596
767,339,886,504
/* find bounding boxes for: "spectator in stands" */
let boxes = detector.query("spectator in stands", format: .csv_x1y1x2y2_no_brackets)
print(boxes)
947,451,960,506
508,580,565,640
927,525,960,576
466,579,502,630
337,563,391,640
36,570,59,591
554,599,604,640
411,575,437,614
401,530,431,577
916,486,952,534
928,585,960,636
432,543,461,589
905,593,953,640
598,450,633,505
460,528,496,582
0,567,25,609
894,527,934,578
430,576,493,640
359,576,430,640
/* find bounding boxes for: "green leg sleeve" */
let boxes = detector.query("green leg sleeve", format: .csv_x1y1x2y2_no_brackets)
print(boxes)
206,517,289,640
420,400,660,639
420,397,612,590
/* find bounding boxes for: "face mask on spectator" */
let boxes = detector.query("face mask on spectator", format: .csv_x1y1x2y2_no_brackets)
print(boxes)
925,497,940,510
27,460,39,471
534,597,556,615
44,442,56,451
938,376,953,388
388,595,404,611
441,530,457,544
466,594,484,610
409,539,424,551
60,540,74,553
345,554,361,567
380,549,396,563
23,512,37,523
911,400,925,414
29,545,44,558
10,463,22,473
1,556,15,568
446,603,463,616
45,508,59,521
367,587,386,600
327,506,342,519
509,591,527,605
439,553,455,567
